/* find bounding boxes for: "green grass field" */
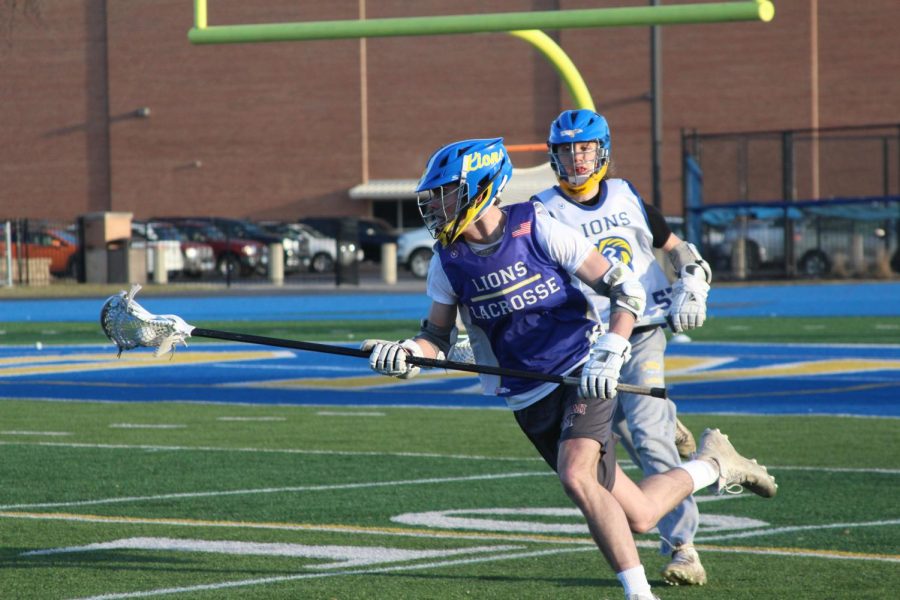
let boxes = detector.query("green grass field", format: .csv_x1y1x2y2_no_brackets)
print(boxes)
1,316,898,599
0,403,897,599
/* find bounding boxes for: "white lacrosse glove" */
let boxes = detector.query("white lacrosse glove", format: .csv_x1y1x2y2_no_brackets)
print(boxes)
580,332,632,400
360,339,424,379
447,335,475,364
666,270,710,333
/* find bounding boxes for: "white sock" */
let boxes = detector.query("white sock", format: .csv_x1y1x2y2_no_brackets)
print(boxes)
616,564,651,597
680,458,719,493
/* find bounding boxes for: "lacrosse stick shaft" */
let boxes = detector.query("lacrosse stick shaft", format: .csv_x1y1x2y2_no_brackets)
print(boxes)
190,328,666,399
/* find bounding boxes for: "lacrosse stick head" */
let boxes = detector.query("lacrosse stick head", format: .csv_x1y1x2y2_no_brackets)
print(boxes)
100,284,194,357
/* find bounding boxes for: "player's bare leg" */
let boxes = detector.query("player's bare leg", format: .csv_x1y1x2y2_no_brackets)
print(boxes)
557,438,641,570
611,463,694,533
612,428,777,533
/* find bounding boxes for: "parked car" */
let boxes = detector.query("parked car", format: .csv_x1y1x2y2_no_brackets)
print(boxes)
131,222,184,278
208,217,305,273
396,227,434,279
0,226,80,278
157,219,267,277
297,216,399,263
707,216,893,277
258,221,362,273
132,221,215,279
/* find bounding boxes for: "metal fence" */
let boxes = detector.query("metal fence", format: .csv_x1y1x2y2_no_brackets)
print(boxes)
693,197,900,281
682,124,900,281
0,219,80,286
0,217,391,288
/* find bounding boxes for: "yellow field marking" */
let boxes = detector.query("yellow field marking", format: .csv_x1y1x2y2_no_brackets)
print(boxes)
233,355,900,390
4,511,898,563
683,380,900,400
0,353,125,365
665,356,735,372
0,351,289,377
666,358,900,384
0,511,590,545
248,370,474,390
697,542,900,563
5,350,898,390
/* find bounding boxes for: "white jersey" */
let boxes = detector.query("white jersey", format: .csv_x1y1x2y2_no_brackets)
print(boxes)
533,179,671,324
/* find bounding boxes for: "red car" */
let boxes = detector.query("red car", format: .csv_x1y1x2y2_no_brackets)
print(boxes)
159,219,267,277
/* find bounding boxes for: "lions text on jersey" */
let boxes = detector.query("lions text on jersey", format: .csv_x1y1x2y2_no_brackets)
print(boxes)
533,179,671,323
426,201,601,410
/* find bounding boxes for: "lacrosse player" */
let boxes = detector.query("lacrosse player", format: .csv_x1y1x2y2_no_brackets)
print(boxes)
533,109,713,586
364,137,775,600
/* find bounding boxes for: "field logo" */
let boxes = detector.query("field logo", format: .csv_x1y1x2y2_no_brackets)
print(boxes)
393,507,768,534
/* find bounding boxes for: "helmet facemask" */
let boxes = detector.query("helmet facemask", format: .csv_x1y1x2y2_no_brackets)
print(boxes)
418,171,506,247
549,141,610,194
418,181,465,244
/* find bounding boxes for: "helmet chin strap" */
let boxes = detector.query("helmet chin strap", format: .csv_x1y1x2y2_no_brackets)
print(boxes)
437,184,493,247
559,163,608,196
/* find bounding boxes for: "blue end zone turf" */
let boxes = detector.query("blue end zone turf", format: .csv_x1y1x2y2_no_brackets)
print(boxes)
1,341,897,417
2,282,898,415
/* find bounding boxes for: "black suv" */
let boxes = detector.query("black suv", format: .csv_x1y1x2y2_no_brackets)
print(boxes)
298,216,399,263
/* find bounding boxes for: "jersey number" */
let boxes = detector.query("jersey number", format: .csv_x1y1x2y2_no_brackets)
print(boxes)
652,287,673,310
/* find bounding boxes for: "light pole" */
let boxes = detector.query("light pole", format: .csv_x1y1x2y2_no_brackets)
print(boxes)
650,0,663,210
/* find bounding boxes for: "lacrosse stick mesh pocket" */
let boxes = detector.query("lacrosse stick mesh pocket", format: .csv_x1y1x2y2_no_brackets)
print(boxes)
100,285,193,356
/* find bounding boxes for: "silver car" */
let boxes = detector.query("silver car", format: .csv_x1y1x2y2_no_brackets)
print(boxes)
397,227,435,279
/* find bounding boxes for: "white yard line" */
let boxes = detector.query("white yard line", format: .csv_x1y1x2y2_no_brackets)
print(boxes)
108,424,186,429
216,417,286,422
0,430,72,436
1,439,896,474
65,546,596,600
4,510,897,562
0,439,545,463
34,517,895,600
316,411,386,416
695,518,900,544
0,471,552,510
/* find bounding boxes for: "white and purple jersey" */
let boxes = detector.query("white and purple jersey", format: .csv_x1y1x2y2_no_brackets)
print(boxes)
427,201,601,410
533,179,671,324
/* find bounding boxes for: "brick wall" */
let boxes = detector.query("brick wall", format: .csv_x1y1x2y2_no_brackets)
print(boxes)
1,0,897,222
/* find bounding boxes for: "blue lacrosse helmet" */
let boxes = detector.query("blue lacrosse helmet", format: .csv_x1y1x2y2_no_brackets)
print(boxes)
547,109,611,194
415,137,513,246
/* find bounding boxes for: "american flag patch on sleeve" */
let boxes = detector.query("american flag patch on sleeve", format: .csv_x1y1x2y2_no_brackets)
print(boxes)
511,221,532,238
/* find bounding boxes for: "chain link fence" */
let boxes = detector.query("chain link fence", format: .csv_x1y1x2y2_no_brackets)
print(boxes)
0,217,396,288
682,124,900,280
0,219,80,286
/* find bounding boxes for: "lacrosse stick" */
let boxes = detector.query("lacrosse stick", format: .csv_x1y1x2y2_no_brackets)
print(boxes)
100,285,666,399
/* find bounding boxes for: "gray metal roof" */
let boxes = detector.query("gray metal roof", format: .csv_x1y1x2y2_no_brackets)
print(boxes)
349,179,419,200
349,163,558,204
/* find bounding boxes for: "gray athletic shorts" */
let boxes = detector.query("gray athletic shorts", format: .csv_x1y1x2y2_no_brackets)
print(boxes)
513,373,618,491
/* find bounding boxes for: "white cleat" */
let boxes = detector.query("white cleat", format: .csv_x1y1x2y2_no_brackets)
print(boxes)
696,428,777,497
661,543,707,586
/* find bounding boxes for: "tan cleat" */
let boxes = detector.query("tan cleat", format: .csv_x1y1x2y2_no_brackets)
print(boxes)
696,428,778,497
661,543,707,586
674,417,697,458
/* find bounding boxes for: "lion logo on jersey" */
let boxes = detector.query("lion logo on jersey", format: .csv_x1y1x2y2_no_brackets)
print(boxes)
596,237,634,269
